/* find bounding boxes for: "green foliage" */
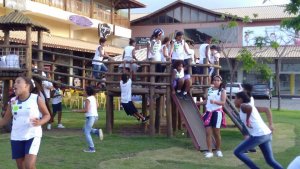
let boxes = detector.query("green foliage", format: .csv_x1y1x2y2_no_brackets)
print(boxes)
236,48,256,73
228,21,238,28
282,0,300,31
253,13,258,18
270,41,280,49
254,36,267,49
242,16,252,23
256,63,274,81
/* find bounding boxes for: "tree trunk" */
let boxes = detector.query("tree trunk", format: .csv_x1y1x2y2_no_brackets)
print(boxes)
275,59,281,110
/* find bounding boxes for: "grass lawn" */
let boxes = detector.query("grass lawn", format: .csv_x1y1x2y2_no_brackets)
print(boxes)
0,107,299,169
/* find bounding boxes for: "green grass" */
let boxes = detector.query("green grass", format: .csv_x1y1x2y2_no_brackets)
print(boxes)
0,108,299,169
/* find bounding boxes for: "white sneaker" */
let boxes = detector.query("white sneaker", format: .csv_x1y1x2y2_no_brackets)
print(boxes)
47,124,51,130
216,150,223,157
204,152,214,158
57,124,65,129
98,129,104,141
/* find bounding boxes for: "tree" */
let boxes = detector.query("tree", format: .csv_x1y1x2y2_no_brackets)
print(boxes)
282,0,300,31
214,14,272,99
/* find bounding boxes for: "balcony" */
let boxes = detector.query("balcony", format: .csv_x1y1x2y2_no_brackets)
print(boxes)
31,0,131,28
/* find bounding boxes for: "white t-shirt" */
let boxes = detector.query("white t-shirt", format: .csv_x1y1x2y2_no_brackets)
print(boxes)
149,40,162,61
92,45,104,65
239,104,271,136
172,40,185,60
174,69,184,79
160,44,169,62
250,96,255,106
10,93,42,140
42,81,53,99
185,49,195,63
120,79,132,103
206,87,224,111
52,88,62,105
123,46,135,61
85,96,98,117
199,43,211,64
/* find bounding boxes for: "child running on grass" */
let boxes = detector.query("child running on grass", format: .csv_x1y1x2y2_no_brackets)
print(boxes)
0,76,51,169
120,73,149,123
233,91,283,169
72,86,103,153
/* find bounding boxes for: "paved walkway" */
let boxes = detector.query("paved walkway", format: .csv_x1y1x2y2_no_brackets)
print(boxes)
254,97,300,111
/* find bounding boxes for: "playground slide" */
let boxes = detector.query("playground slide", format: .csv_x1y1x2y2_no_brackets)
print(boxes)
223,98,248,135
172,94,214,151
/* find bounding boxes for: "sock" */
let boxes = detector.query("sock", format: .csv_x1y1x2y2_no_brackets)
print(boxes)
183,91,187,95
177,90,181,93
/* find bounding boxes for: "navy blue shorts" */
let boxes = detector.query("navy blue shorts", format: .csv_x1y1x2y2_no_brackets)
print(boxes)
52,102,62,114
11,137,41,159
192,66,203,74
121,101,138,116
202,111,223,128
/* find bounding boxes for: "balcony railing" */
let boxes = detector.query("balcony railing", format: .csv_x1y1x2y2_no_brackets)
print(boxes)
31,0,130,28
32,0,64,10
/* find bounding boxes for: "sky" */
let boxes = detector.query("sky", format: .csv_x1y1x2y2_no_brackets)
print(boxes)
132,0,291,13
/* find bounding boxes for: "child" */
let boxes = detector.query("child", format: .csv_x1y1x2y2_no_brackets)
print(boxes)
198,35,212,85
160,37,171,72
120,73,149,123
73,86,103,153
171,60,191,100
120,38,139,73
0,76,51,169
200,75,226,158
169,31,190,65
49,82,65,129
92,37,111,79
233,91,283,169
209,45,220,83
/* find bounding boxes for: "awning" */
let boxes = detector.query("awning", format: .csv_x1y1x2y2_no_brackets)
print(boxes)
0,31,123,55
115,0,146,9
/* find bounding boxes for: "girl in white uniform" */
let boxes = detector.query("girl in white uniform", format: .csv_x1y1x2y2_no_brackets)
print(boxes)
120,38,139,72
169,31,190,65
0,76,50,169
201,75,226,158
234,91,283,169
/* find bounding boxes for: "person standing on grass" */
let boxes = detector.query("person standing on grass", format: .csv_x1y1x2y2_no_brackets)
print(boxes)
72,86,103,153
233,91,283,169
48,82,65,129
120,73,149,123
200,75,226,158
0,76,50,169
42,73,53,104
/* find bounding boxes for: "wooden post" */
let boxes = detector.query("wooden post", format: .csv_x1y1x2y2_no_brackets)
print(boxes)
26,26,32,78
106,93,113,134
149,62,156,136
172,101,178,132
142,94,147,132
166,85,172,137
155,95,161,134
51,54,55,80
203,58,208,85
82,60,86,89
37,31,44,76
2,30,10,105
69,51,73,86
90,0,94,18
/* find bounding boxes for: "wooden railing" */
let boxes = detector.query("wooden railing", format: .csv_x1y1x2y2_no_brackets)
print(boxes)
93,7,111,24
114,14,130,28
32,0,65,10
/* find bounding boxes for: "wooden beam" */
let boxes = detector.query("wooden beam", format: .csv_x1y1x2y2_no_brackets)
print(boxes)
26,26,32,78
149,62,156,136
106,94,113,134
37,31,44,76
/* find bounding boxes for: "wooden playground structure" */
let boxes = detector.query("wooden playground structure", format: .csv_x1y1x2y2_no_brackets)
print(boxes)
0,11,222,140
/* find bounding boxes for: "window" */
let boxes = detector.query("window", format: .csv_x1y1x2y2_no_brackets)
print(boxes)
199,12,207,22
191,9,198,22
174,7,181,23
182,6,190,23
159,14,166,23
207,15,216,22
166,10,174,23
151,17,158,24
